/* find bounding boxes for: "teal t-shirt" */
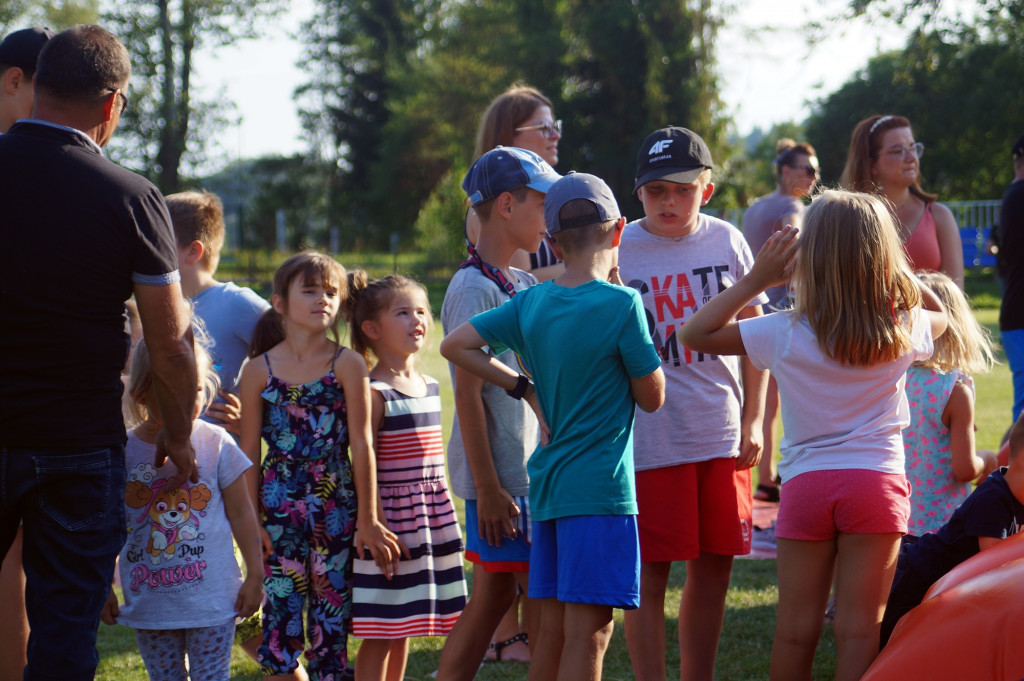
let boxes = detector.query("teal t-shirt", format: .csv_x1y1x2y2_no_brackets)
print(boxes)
470,279,661,521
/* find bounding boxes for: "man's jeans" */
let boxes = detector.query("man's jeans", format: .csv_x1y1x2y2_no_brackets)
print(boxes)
0,445,126,681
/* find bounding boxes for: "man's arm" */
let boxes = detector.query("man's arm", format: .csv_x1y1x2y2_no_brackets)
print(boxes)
134,281,198,487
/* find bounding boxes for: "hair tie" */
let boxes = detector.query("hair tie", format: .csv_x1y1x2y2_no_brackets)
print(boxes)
869,115,894,136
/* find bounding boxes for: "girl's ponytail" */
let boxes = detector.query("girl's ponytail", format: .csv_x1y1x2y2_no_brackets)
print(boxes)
248,308,284,359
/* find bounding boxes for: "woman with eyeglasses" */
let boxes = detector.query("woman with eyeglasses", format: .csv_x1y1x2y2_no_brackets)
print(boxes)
466,84,565,283
741,138,819,506
841,114,964,288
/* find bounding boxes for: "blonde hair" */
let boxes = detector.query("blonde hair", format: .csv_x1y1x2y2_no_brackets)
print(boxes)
123,326,219,428
792,190,921,366
913,272,995,375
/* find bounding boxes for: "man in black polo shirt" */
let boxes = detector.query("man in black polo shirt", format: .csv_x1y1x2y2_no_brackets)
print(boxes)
0,25,198,681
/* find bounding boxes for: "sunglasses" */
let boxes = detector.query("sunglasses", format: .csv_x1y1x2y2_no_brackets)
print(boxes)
514,119,562,140
787,163,819,178
106,87,129,115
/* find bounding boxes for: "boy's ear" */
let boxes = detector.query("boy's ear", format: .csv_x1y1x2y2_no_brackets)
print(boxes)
545,234,564,261
360,319,382,341
181,240,205,267
611,216,626,247
495,191,515,219
700,182,715,206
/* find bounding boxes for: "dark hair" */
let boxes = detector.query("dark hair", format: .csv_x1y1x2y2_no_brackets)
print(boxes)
474,84,552,159
773,138,817,177
347,274,430,362
248,252,349,358
840,115,937,202
34,25,129,102
166,190,225,270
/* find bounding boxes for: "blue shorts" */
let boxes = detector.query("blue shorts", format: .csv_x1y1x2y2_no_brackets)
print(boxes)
1002,329,1024,422
529,515,640,609
464,496,531,572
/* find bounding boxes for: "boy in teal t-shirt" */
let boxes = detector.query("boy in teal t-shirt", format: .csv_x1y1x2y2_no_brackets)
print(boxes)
441,172,665,681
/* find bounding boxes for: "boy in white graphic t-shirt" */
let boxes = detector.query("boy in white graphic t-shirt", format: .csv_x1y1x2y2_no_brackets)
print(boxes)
617,126,768,681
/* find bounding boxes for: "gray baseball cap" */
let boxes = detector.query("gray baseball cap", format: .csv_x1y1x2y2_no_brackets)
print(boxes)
544,171,621,235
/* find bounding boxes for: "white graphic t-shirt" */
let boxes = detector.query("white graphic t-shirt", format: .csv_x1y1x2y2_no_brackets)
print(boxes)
617,214,767,470
116,420,252,629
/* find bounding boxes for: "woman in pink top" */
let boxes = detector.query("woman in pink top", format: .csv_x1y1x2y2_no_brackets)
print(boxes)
841,115,964,288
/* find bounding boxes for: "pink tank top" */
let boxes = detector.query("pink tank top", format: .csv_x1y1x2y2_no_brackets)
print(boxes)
903,203,942,272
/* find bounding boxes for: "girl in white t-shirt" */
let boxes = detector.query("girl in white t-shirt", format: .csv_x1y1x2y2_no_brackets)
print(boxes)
678,190,947,681
102,337,263,681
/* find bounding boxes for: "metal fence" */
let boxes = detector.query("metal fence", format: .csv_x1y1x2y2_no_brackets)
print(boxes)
707,200,1003,269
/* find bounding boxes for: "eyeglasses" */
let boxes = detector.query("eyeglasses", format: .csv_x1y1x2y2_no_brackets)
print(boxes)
882,142,924,160
107,87,129,115
787,164,819,178
514,119,562,139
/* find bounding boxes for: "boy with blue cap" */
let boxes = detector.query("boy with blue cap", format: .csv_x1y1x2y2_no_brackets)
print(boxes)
442,171,665,681
436,146,560,681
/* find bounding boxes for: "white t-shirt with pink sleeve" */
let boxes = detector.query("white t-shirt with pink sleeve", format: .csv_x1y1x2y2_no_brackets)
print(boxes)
739,309,933,482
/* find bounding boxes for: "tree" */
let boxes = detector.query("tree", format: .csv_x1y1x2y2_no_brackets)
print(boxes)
2,0,98,33
103,0,286,193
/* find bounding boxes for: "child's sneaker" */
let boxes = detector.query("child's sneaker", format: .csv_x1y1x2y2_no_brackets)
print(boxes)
752,521,777,551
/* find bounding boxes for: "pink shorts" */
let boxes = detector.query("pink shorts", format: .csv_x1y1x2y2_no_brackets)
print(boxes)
635,458,752,561
775,469,910,541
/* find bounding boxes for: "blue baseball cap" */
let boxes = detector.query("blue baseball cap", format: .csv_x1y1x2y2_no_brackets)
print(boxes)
544,172,621,235
462,146,562,207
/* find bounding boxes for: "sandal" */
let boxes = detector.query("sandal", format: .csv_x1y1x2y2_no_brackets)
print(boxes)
486,632,529,662
754,483,780,503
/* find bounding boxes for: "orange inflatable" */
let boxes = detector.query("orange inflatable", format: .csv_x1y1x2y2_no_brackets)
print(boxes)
862,531,1024,681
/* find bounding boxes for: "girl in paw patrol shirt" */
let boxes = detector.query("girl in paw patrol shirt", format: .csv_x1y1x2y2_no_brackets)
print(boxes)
101,338,263,681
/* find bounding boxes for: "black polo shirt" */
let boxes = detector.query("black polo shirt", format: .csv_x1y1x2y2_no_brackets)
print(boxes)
0,121,179,448
1000,180,1024,331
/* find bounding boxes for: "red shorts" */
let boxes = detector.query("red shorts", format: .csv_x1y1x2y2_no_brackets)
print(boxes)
635,458,752,562
775,469,910,541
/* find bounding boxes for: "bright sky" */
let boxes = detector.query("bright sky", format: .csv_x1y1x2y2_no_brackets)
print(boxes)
195,0,940,167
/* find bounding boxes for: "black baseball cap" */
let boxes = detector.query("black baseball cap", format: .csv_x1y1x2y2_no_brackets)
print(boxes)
1013,134,1024,159
0,27,55,73
634,126,714,192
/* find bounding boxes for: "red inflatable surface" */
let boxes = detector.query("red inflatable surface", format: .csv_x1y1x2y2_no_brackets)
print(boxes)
862,531,1024,681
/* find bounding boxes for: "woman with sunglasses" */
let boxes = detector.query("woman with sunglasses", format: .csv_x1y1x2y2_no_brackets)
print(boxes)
841,114,964,288
466,84,565,283
742,138,819,507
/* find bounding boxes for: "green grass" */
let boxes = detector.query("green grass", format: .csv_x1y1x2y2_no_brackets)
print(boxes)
94,267,1014,680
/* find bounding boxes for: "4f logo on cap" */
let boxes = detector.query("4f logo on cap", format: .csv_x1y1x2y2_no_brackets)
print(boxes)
649,140,673,155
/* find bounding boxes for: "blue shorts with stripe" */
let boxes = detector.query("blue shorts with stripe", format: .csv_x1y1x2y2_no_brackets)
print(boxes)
464,495,531,572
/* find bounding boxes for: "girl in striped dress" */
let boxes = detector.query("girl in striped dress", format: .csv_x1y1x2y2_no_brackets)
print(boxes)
347,274,468,681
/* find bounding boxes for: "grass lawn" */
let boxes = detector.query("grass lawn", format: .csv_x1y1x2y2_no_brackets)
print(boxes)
94,271,1013,681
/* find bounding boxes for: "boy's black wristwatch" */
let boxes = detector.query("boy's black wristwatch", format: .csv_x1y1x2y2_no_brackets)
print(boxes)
506,374,532,400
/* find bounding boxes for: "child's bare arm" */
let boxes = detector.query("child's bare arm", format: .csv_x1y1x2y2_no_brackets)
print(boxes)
368,388,411,569
978,536,1002,551
629,367,665,413
737,306,768,470
99,588,119,625
943,382,995,483
237,358,273,559
221,474,265,617
338,352,402,577
679,226,798,356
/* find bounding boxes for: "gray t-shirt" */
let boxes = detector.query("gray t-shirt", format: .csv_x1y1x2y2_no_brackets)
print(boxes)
617,214,767,470
741,191,802,307
116,420,252,629
441,265,539,500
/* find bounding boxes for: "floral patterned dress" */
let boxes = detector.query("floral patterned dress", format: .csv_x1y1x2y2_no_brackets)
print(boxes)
903,365,973,534
257,347,357,681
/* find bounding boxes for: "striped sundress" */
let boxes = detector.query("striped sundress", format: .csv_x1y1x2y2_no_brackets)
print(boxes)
351,375,467,639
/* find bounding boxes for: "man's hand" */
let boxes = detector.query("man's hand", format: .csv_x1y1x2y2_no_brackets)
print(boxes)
155,429,198,488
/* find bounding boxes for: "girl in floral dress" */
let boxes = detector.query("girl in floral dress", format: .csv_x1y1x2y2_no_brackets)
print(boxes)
903,271,998,533
346,275,467,681
239,253,402,681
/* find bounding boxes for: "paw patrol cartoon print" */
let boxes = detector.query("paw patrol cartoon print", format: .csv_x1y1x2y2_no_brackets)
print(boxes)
125,467,212,565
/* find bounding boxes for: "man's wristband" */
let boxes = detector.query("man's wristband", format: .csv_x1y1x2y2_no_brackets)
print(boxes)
506,374,531,400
